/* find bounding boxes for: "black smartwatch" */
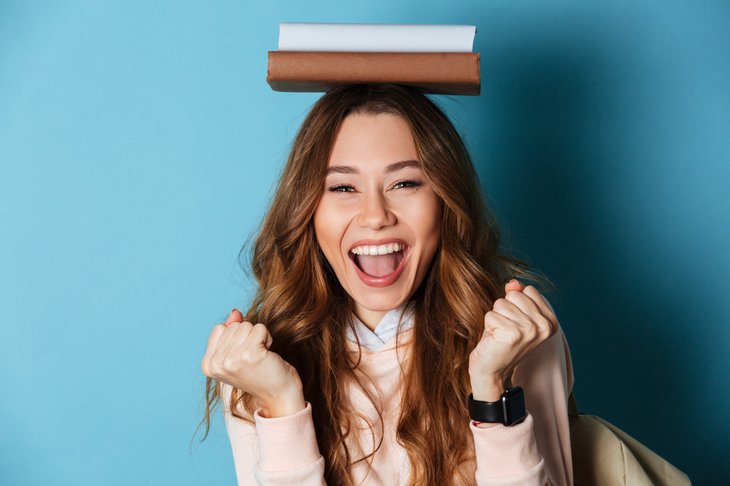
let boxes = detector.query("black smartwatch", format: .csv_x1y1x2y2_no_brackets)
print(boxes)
468,386,527,426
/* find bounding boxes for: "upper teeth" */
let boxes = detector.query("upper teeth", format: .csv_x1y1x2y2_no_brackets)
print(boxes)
350,243,404,255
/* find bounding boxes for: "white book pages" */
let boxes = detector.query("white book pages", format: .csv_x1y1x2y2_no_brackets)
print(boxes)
278,23,476,52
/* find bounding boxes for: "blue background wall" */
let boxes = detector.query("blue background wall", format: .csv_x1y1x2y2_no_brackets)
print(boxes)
1,1,727,484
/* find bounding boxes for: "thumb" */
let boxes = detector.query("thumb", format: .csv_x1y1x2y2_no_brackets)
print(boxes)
505,278,526,293
249,323,274,350
224,308,245,326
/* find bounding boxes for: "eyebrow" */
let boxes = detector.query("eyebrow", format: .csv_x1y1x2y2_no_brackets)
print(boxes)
326,159,420,175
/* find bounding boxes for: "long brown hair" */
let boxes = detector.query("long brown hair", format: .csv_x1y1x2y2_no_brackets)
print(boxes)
196,84,553,485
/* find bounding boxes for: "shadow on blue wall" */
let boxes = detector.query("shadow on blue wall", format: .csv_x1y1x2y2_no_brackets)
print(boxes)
464,23,725,484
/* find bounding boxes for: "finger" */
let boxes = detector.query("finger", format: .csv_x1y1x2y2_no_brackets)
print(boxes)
483,310,529,347
205,325,229,356
505,278,526,294
221,320,255,357
247,323,273,352
491,297,532,327
504,290,542,323
224,308,244,327
521,285,555,317
498,293,548,344
483,311,537,364
210,320,247,363
506,287,556,339
211,309,241,357
228,324,270,369
483,309,515,337
202,324,227,376
521,286,558,330
264,328,273,349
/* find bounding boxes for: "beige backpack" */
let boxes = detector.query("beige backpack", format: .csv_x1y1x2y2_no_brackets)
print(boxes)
569,394,691,485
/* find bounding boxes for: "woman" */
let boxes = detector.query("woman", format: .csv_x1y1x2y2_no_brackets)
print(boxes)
199,84,574,485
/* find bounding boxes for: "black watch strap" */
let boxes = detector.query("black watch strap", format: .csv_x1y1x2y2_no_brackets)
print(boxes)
468,386,527,426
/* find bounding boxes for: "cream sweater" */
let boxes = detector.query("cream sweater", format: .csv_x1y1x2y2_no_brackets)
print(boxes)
221,306,574,485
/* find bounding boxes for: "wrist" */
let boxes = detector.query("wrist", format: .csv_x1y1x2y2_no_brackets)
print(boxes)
470,373,510,402
258,383,306,418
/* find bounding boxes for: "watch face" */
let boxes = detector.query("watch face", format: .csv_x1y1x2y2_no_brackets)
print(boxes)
502,387,527,426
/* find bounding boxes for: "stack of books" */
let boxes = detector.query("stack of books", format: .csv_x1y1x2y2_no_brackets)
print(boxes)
266,23,481,95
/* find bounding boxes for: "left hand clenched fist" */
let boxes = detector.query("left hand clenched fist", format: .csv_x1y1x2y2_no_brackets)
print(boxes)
468,279,558,402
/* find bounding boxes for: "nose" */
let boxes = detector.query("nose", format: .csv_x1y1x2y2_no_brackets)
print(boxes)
356,191,396,230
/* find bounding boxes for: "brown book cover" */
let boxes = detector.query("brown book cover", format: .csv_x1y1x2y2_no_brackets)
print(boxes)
267,51,480,95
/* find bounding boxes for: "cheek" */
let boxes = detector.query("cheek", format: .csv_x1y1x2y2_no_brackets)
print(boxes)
313,202,344,260
414,198,442,268
413,196,442,239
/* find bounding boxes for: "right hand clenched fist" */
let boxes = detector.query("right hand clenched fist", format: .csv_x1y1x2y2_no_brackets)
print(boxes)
201,309,304,415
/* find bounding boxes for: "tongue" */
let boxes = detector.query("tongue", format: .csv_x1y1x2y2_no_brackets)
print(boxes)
356,253,399,277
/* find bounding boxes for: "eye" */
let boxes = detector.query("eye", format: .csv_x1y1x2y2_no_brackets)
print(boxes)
327,184,355,193
392,179,423,190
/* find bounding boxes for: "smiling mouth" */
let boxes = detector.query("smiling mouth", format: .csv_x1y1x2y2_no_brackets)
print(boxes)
349,242,409,278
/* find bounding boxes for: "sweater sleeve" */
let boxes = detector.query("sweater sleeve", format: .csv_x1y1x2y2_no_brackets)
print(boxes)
470,324,574,486
220,383,327,485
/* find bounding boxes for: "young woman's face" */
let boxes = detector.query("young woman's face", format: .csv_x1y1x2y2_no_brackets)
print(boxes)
313,112,442,328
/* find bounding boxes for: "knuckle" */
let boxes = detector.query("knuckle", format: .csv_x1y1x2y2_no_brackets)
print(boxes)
241,346,264,364
541,311,557,330
484,311,500,325
524,286,540,301
505,290,521,300
222,356,238,372
201,360,210,377
535,315,551,331
504,327,522,344
536,321,556,341
524,323,538,339
209,360,224,378
545,316,557,333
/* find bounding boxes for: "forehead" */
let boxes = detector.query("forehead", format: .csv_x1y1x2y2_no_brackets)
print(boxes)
327,113,418,168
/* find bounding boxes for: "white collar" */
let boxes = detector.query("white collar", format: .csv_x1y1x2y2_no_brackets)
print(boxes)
346,302,415,351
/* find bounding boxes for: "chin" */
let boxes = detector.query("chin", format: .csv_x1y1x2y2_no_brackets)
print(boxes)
348,274,416,312
354,293,407,313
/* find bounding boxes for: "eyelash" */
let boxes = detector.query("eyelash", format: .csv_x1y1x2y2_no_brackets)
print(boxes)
327,180,423,193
